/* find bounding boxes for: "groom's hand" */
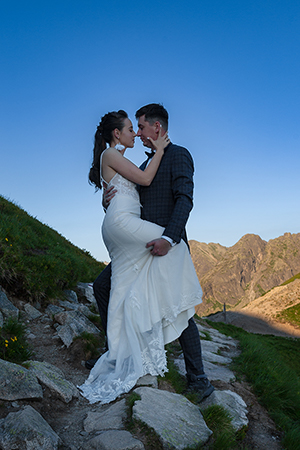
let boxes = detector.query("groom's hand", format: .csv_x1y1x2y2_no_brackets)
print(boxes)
102,185,116,211
146,238,171,256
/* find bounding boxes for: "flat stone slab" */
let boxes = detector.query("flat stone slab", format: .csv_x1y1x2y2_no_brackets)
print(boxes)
201,339,231,354
133,387,212,449
84,429,145,450
26,360,79,403
201,389,248,431
196,323,238,346
0,359,43,401
174,357,236,382
202,349,232,365
84,398,127,432
0,405,60,450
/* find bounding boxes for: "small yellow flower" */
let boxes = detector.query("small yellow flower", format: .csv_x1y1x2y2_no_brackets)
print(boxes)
5,238,8,241
5,343,8,347
5,340,8,344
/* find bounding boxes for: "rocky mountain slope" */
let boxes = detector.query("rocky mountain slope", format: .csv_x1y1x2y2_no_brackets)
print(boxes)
0,285,283,449
190,232,300,316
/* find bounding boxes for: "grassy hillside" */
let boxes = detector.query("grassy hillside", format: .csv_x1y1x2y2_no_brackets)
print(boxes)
0,195,105,303
206,320,300,449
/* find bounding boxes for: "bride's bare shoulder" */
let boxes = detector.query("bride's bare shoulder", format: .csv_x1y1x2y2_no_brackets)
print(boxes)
103,147,119,157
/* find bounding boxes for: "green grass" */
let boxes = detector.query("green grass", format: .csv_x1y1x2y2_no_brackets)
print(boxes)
73,331,106,360
276,303,300,328
205,320,300,449
0,195,105,303
0,317,32,363
281,272,300,286
201,405,241,450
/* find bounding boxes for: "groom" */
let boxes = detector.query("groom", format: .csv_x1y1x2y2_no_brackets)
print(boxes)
87,103,214,401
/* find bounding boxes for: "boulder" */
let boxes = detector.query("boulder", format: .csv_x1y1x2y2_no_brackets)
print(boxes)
0,359,43,400
133,387,212,449
0,405,61,450
84,398,127,432
26,360,79,403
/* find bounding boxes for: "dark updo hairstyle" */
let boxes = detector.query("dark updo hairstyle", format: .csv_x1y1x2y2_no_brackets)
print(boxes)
89,110,128,189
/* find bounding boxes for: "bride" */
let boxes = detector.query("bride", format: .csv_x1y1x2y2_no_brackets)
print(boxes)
79,110,202,404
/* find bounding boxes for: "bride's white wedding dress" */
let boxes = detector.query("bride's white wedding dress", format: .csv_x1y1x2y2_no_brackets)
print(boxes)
79,170,202,404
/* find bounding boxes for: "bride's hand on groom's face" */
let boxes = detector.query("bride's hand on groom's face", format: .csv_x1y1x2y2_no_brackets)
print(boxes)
146,238,171,256
103,185,116,210
148,126,170,153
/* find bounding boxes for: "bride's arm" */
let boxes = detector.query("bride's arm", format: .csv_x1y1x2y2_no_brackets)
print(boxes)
104,132,169,186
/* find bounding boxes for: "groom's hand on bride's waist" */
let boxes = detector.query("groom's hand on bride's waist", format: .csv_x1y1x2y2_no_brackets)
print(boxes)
146,238,171,256
102,185,116,211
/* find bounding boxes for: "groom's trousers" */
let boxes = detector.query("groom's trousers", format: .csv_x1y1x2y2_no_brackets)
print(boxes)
93,263,206,378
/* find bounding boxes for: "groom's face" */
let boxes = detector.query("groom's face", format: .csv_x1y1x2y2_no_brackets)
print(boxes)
137,115,158,149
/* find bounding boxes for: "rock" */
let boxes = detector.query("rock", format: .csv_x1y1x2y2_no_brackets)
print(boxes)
174,354,236,383
133,387,212,449
202,349,232,365
77,282,96,304
0,405,61,449
197,323,238,346
84,398,127,432
0,289,19,320
64,289,78,303
83,430,144,450
136,374,158,388
0,359,43,400
59,299,82,310
24,303,43,320
26,360,79,403
58,299,93,318
45,304,65,317
200,389,248,431
201,339,231,354
0,311,3,328
54,310,100,347
202,360,236,383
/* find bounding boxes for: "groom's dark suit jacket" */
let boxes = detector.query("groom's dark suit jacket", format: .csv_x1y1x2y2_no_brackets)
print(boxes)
139,142,194,246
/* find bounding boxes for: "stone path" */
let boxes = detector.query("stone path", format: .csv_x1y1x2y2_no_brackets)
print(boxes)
0,284,282,449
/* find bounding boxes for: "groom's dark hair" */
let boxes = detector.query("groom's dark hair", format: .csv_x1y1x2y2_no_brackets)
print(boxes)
135,103,168,131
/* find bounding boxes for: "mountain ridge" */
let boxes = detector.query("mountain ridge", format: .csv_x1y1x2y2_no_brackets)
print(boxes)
190,232,300,318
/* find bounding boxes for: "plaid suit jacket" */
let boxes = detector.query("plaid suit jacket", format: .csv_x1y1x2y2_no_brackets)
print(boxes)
139,143,194,245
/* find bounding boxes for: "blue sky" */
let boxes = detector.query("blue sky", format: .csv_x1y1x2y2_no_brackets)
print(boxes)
1,1,299,262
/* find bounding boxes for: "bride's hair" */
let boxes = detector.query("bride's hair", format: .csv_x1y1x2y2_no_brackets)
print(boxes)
89,110,128,189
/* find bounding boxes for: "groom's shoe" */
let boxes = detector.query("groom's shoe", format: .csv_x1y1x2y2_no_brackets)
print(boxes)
85,358,99,370
85,341,109,369
186,374,215,402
